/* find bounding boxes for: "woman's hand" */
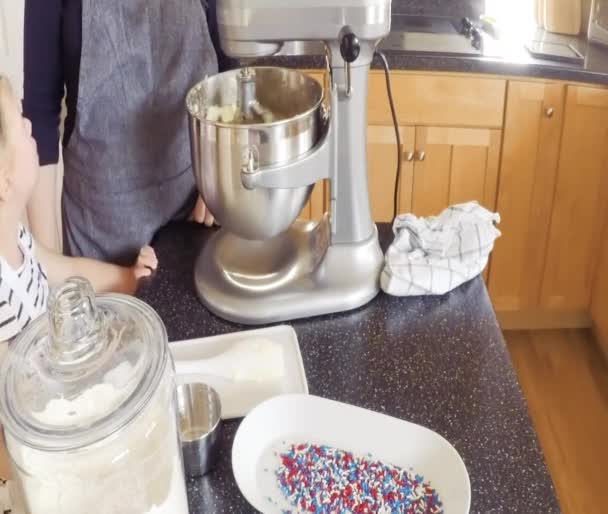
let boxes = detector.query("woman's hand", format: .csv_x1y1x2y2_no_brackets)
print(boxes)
189,195,215,226
132,246,158,280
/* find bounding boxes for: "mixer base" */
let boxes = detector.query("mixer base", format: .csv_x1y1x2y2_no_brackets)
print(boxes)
194,216,384,324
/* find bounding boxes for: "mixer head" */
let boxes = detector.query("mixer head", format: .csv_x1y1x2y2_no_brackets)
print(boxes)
216,0,392,58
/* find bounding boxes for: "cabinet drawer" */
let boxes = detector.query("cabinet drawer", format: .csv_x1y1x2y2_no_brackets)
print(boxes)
368,72,506,128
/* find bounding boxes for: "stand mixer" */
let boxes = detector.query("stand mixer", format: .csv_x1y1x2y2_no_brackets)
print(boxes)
187,0,392,324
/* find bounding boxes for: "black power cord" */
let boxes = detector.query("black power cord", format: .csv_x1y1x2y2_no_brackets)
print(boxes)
374,51,401,221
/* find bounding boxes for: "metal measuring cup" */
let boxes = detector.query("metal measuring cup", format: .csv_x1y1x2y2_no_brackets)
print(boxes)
176,383,222,477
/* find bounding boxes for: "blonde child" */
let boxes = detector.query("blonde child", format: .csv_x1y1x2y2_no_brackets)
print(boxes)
0,76,158,344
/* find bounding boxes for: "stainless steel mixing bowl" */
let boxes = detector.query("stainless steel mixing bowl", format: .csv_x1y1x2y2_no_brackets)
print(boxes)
186,67,325,240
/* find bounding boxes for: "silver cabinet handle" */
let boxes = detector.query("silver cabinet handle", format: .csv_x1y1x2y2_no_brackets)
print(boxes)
416,150,426,161
545,107,554,118
404,151,415,162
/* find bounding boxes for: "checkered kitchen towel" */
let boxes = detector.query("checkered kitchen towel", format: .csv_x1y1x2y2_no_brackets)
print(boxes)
380,202,501,296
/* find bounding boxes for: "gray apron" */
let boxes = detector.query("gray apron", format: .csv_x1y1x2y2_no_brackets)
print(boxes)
63,0,218,263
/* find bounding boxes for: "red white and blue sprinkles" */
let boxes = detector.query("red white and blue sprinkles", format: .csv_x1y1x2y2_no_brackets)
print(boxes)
273,443,443,513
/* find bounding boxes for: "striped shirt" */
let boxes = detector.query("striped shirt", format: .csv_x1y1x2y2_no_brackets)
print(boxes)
0,225,49,343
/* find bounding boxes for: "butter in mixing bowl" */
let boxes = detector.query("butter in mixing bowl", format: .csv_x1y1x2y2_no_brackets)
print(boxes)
205,105,237,123
204,104,276,124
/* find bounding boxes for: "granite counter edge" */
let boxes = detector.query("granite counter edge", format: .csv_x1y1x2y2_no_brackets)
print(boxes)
251,53,608,87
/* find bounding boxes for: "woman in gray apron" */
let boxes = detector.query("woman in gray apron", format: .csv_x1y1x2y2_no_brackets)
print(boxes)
24,0,222,264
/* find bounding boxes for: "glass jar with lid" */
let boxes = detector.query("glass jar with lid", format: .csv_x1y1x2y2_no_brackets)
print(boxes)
0,277,189,514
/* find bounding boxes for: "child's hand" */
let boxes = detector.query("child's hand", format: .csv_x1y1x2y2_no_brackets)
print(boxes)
133,246,158,280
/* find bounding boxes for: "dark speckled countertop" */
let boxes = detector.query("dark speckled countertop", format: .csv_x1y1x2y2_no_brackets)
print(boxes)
137,222,560,514
250,15,608,86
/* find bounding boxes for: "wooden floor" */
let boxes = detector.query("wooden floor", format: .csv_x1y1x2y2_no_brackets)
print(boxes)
506,329,608,514
0,330,606,514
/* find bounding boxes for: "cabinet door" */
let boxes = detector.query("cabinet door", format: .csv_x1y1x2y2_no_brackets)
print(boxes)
367,125,415,221
489,81,565,312
540,86,608,311
412,126,501,217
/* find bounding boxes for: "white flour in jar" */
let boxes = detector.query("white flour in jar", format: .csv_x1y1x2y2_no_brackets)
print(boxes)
6,363,189,514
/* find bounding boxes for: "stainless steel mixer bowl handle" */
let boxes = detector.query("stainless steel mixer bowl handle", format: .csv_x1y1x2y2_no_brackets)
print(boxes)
240,117,333,191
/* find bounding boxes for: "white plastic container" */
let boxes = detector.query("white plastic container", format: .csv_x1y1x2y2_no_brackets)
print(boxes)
0,278,189,514
171,325,309,419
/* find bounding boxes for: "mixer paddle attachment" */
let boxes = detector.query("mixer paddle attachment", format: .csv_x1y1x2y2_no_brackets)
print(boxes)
236,67,275,124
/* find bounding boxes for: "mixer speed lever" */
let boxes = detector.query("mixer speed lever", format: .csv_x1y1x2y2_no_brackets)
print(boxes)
340,30,360,97
340,32,360,63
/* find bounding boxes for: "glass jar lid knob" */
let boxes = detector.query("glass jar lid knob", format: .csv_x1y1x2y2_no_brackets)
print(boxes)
47,277,105,366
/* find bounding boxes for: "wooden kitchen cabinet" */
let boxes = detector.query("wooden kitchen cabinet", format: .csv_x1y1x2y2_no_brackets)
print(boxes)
540,85,608,312
298,71,608,331
303,71,504,223
366,72,503,220
367,125,414,221
592,219,608,359
411,126,501,217
489,81,565,315
300,182,327,221
364,125,500,221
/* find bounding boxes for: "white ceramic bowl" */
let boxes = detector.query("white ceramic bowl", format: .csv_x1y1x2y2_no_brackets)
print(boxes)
232,394,471,513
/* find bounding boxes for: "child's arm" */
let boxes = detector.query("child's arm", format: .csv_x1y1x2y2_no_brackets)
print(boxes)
36,245,158,295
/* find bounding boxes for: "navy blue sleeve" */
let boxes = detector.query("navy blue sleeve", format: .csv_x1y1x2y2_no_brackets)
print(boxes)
23,0,64,166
